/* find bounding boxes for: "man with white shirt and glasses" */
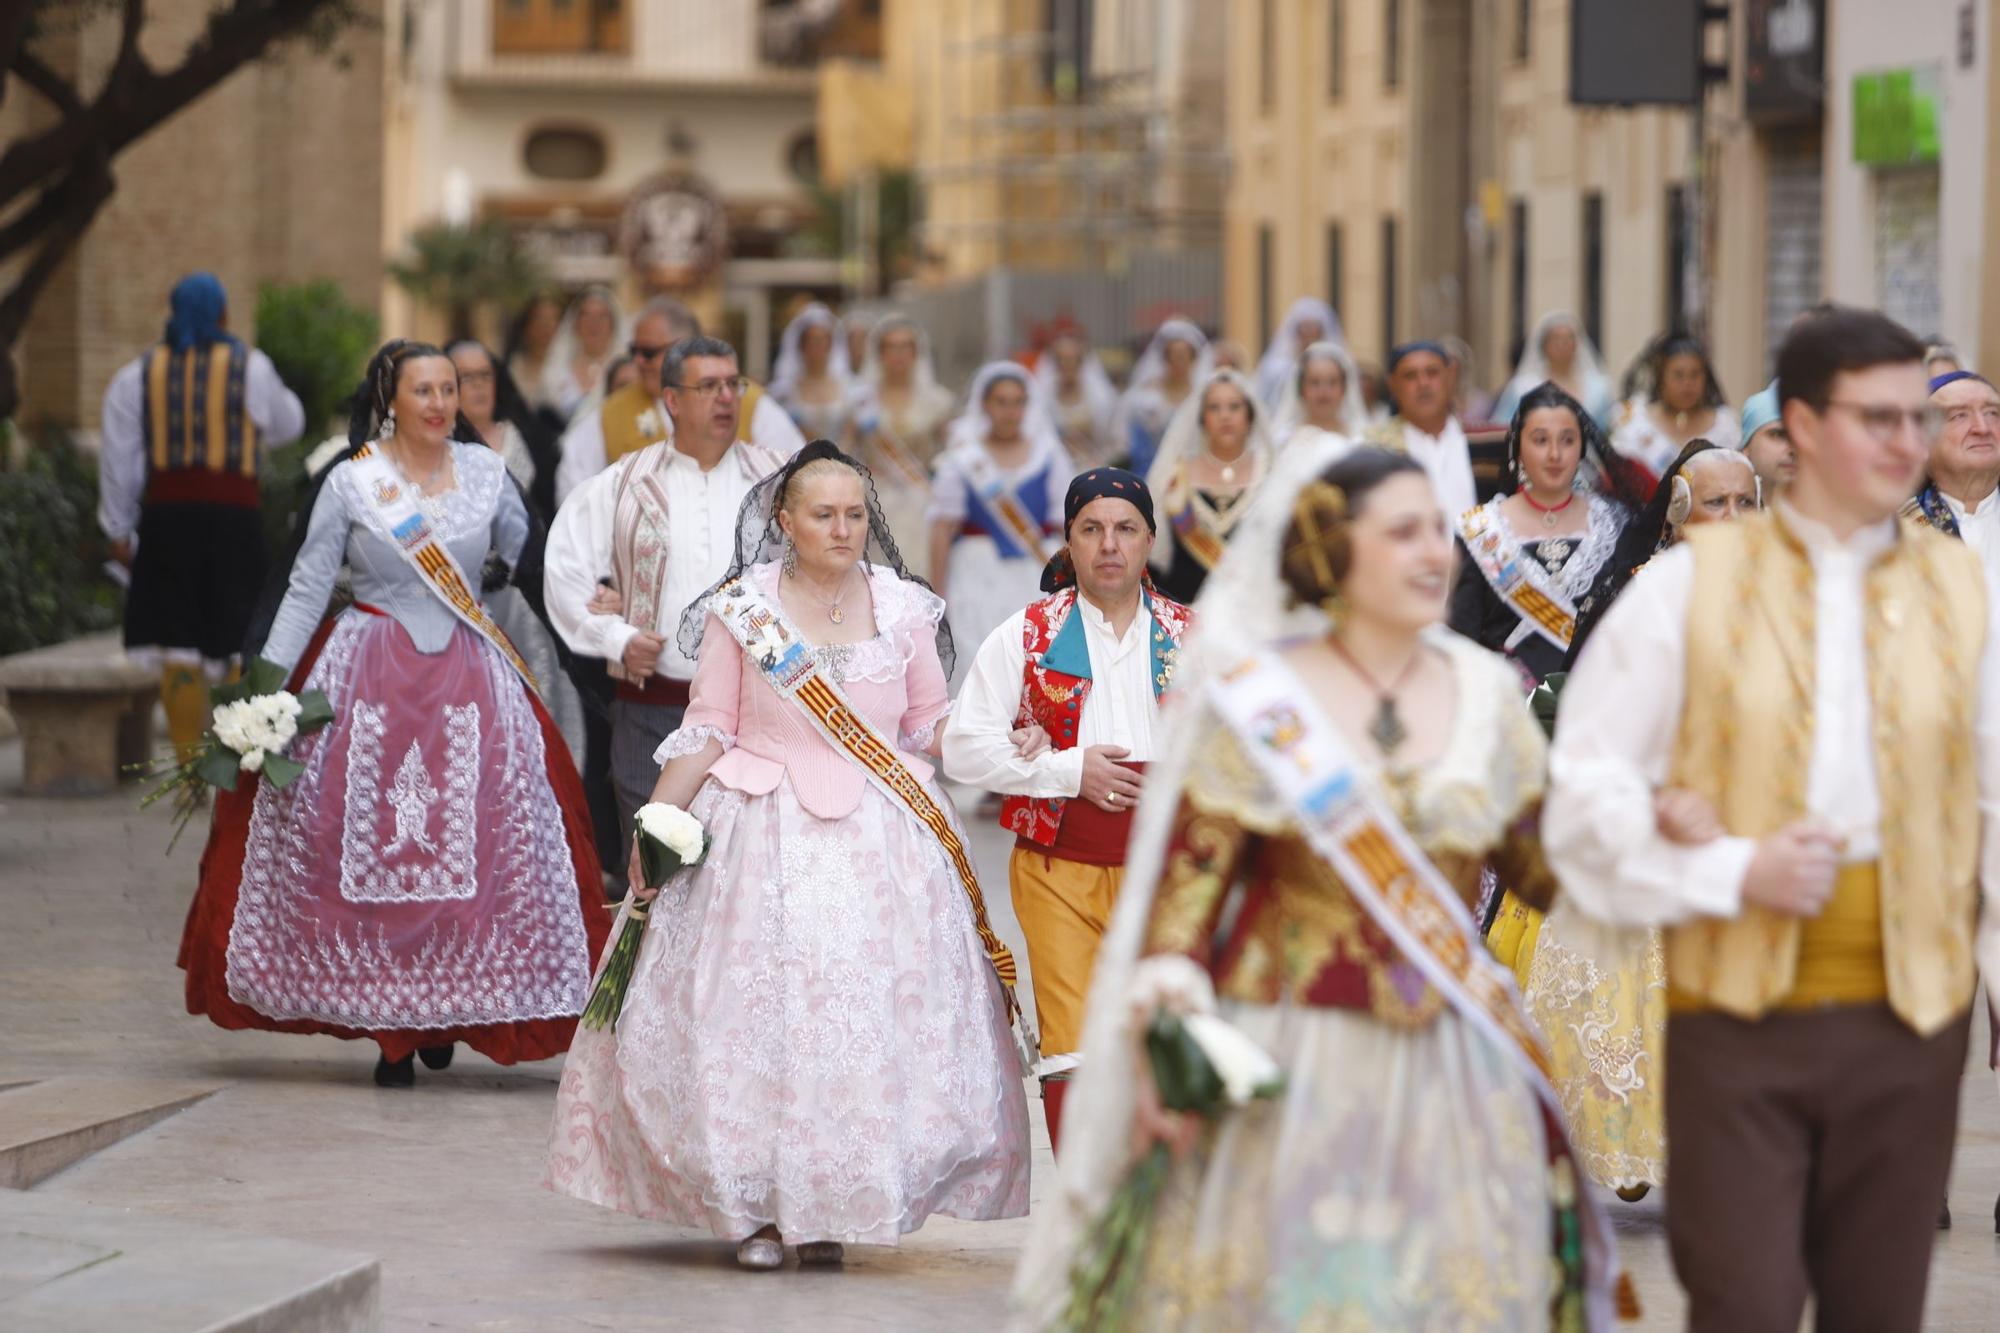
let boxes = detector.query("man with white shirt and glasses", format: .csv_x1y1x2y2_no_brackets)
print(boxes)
1904,369,2000,573
1364,340,1477,519
544,336,789,869
943,467,1192,1152
1546,306,1993,1332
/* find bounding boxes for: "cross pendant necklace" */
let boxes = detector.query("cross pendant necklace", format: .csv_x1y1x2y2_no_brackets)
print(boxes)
1328,637,1426,757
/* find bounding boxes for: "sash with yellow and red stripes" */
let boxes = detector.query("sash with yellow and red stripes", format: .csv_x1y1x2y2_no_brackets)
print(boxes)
1210,648,1621,1327
346,444,539,692
708,575,1025,1026
1458,498,1578,651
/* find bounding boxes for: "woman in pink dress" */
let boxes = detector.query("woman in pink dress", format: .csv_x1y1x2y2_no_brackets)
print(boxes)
546,442,1031,1269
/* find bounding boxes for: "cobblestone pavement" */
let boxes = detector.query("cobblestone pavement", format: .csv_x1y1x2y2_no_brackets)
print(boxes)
2,748,1996,1329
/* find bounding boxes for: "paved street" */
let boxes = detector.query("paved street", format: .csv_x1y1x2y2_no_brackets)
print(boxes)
2,742,1997,1329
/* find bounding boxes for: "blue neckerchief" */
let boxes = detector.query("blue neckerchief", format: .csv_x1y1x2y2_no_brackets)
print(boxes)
1038,589,1175,699
1914,484,1962,539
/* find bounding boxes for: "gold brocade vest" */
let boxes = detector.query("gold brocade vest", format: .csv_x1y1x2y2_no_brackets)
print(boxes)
1667,512,1984,1035
600,379,768,467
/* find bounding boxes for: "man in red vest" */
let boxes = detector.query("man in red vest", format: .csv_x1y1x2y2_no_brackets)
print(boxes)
943,467,1193,1150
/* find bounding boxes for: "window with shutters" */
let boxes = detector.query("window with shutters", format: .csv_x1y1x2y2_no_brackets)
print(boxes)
493,0,628,56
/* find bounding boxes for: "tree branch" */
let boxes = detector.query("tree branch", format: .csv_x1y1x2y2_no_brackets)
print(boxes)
114,0,146,77
0,154,116,418
0,0,343,213
0,4,33,110
11,49,84,117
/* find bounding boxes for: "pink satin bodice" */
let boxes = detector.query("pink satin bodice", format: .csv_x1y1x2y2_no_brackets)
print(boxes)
683,562,953,820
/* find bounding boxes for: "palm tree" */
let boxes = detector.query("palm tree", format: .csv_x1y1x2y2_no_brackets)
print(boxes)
387,219,546,340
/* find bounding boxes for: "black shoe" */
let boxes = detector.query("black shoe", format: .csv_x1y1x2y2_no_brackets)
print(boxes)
418,1044,455,1071
373,1054,416,1088
1938,1200,1951,1230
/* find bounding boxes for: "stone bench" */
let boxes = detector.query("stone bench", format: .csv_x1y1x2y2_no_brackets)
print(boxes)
0,633,157,796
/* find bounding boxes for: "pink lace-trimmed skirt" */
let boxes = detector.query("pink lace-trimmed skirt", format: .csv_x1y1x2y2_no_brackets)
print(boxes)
546,775,1031,1245
180,610,610,1063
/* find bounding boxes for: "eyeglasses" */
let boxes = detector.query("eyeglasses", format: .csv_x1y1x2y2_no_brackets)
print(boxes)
629,342,671,360
456,369,495,387
1823,401,1941,444
670,376,750,400
1942,404,2000,432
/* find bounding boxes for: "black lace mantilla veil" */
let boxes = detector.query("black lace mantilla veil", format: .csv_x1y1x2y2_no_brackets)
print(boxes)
675,439,956,678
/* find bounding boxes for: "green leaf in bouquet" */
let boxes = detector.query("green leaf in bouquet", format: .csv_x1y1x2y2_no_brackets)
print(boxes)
241,656,290,698
208,677,250,708
1143,1012,1225,1114
193,743,242,793
1529,672,1567,741
261,752,307,789
295,689,335,732
635,828,678,889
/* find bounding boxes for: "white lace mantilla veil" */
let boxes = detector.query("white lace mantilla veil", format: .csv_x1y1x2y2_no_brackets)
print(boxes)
539,284,629,417
943,359,1065,457
1031,337,1119,434
1124,317,1214,396
1142,365,1278,570
1254,295,1345,405
847,313,951,415
1274,338,1369,441
1008,431,1349,1328
769,301,854,405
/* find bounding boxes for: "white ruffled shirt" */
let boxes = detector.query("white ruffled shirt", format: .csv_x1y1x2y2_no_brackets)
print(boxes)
543,441,776,682
1942,487,2000,591
1401,417,1476,520
553,394,805,506
942,594,1162,798
1543,502,2000,988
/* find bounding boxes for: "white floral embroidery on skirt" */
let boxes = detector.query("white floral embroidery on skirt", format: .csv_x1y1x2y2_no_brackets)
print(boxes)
545,775,1031,1244
223,612,593,1029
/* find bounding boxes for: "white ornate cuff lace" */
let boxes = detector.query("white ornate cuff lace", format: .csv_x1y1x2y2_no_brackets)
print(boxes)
900,702,952,752
653,725,734,765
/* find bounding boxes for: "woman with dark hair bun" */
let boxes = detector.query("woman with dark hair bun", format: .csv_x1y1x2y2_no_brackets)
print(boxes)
1447,380,1641,687
178,338,610,1088
1610,333,1738,484
1012,437,1625,1328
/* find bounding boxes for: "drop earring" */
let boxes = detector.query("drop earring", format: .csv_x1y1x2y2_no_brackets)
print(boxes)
377,407,396,442
781,534,798,578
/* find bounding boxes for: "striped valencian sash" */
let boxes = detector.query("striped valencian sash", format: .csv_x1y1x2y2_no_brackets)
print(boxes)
1210,649,1618,1328
964,448,1054,563
864,412,932,490
1458,498,1578,651
708,575,1025,1023
346,444,538,692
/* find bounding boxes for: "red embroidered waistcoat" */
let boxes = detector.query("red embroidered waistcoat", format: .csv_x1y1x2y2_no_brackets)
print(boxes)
1000,584,1192,848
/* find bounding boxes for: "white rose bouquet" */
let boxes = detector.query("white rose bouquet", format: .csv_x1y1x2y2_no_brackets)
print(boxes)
138,656,333,850
1059,955,1284,1330
580,801,711,1031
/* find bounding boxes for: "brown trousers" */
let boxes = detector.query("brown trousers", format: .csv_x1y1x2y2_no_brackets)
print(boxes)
1665,1003,1970,1333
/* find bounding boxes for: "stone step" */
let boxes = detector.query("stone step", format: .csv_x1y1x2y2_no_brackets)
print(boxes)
0,1078,225,1189
0,1190,379,1331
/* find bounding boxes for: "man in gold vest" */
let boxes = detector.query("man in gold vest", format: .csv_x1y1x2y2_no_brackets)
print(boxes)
553,298,803,506
1544,305,1994,1332
98,272,305,759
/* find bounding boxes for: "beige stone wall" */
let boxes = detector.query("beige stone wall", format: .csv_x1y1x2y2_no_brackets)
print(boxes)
14,0,385,433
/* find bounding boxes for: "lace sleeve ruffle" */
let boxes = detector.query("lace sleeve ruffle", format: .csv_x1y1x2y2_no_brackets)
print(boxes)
653,724,734,765
900,700,951,752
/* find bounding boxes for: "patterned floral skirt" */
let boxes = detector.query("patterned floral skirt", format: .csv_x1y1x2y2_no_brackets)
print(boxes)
545,775,1031,1245
1523,904,1669,1192
1131,1001,1556,1331
179,610,609,1063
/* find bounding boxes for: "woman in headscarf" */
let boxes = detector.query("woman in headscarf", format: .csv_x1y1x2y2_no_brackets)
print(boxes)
1010,438,1622,1330
1145,367,1276,604
1112,318,1212,476
179,339,610,1088
1272,339,1368,448
1252,296,1343,407
845,314,958,579
1495,311,1615,427
1735,380,1794,500
1032,325,1119,465
540,285,628,425
1608,333,1737,487
546,443,1030,1269
1448,381,1644,688
769,301,856,443
928,362,1076,679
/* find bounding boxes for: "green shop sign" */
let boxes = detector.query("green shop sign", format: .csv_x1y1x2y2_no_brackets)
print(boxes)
1853,67,1941,166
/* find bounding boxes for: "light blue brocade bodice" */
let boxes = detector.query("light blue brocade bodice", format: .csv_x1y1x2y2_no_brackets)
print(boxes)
261,443,529,671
